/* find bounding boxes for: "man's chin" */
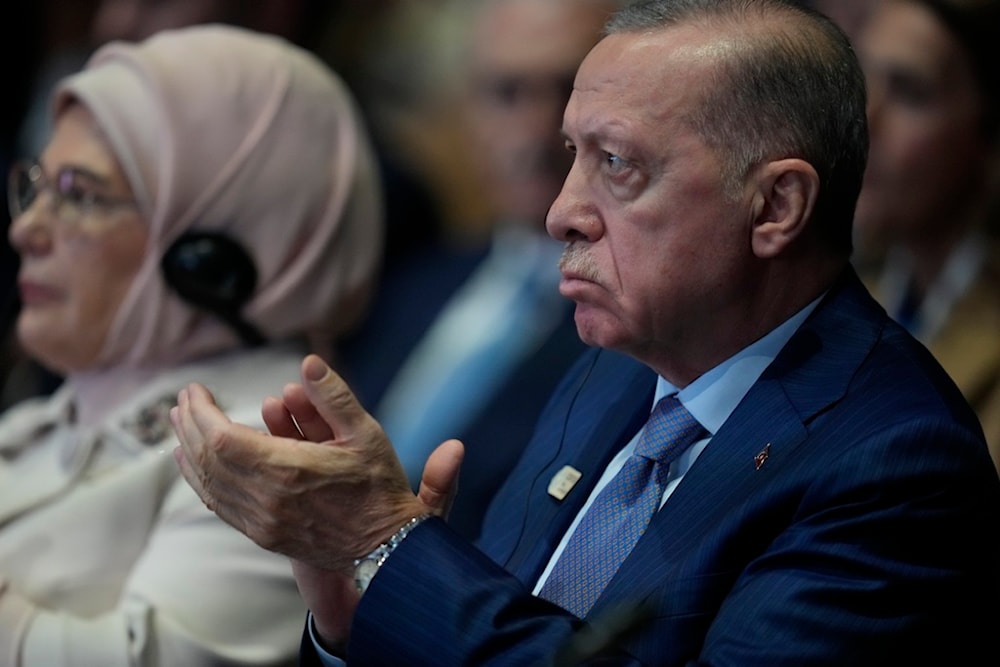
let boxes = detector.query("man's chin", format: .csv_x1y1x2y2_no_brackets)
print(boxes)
572,307,623,350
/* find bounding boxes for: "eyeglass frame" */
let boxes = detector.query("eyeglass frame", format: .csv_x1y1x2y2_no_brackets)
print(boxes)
7,159,139,226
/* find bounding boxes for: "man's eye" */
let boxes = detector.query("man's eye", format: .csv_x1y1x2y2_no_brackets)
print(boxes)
605,153,629,173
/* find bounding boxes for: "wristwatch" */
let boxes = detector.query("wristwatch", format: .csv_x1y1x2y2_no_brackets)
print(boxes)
353,514,431,595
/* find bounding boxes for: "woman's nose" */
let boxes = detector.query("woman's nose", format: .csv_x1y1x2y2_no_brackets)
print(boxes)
8,197,55,256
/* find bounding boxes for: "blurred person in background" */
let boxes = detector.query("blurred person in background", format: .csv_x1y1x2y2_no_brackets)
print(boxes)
0,24,382,665
853,0,1000,472
805,0,873,43
86,0,438,269
16,0,327,169
337,0,623,540
3,0,319,411
2,0,438,410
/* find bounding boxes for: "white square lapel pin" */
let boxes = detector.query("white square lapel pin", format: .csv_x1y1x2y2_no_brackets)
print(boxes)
548,465,583,500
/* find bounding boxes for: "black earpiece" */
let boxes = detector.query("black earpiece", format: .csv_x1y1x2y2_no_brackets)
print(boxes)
160,232,266,347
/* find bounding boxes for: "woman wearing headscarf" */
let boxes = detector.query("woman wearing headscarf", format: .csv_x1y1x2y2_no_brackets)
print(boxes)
0,24,383,665
854,0,1000,473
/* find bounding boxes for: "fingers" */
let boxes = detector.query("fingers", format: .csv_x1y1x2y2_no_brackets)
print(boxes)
171,384,221,501
262,380,337,443
171,382,268,520
298,355,370,440
261,395,300,439
283,381,336,442
171,385,216,453
417,439,465,516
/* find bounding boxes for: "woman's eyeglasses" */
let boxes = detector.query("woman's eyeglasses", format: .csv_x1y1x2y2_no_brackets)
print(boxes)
7,160,138,226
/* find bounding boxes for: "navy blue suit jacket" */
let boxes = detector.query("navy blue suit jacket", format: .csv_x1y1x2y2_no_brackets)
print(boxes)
312,269,1000,665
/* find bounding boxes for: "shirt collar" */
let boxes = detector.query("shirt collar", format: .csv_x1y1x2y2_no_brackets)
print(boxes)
655,294,824,435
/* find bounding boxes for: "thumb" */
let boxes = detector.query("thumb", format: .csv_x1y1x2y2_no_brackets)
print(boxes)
417,439,464,516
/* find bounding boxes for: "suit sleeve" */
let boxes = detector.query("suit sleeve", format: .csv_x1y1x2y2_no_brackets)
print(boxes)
343,518,595,666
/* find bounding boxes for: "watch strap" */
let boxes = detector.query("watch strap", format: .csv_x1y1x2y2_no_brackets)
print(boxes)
353,514,431,594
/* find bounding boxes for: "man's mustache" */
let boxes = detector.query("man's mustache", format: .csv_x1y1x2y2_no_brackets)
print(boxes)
558,245,601,282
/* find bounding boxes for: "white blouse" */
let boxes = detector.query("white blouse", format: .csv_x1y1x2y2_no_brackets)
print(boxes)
0,344,308,666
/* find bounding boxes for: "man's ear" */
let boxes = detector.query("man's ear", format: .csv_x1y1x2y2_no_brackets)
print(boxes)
749,158,819,259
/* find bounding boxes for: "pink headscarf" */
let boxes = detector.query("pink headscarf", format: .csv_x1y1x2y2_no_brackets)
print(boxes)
51,24,384,369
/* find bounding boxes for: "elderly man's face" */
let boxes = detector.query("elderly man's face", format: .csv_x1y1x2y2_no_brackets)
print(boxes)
546,27,758,384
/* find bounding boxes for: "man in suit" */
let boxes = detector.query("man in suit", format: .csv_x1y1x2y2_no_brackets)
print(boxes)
335,0,613,540
171,0,1000,664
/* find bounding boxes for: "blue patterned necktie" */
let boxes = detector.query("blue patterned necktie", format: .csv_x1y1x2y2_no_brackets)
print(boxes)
537,395,707,617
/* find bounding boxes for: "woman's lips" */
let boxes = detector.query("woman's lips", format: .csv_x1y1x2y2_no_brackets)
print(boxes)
18,279,61,305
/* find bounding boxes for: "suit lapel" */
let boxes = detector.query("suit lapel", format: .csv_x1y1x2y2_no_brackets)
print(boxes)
591,269,886,615
492,349,657,583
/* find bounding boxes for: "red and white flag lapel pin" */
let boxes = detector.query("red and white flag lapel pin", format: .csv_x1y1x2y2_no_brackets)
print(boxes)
754,443,771,470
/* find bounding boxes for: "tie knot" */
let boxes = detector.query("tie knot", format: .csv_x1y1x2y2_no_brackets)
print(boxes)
634,395,705,464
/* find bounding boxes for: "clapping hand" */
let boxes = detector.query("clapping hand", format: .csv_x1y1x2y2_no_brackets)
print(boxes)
170,353,464,572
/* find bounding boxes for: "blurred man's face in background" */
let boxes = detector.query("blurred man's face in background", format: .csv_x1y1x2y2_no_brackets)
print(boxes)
90,0,235,44
854,0,990,250
465,0,614,226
